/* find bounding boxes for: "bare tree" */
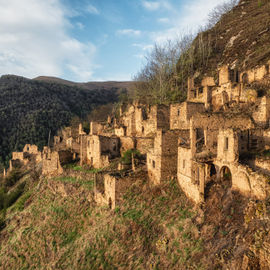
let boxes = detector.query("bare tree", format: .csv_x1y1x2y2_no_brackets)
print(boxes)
134,34,194,104
207,0,239,28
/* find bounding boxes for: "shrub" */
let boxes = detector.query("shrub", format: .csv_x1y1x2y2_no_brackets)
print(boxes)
4,182,25,209
0,210,6,230
14,190,32,211
121,149,142,165
4,169,23,188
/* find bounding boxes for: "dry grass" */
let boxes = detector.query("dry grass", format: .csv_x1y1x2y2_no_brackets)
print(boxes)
0,174,204,270
0,170,269,269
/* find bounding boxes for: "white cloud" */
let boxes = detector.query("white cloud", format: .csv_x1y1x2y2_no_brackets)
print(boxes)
0,0,97,81
150,0,229,44
132,43,154,51
76,22,85,30
117,29,142,37
158,17,169,23
142,1,160,10
142,0,172,11
86,4,99,15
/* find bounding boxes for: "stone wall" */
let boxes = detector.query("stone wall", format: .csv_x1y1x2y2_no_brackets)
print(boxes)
87,135,101,168
217,129,239,163
118,103,169,138
170,102,205,130
178,146,202,203
147,131,162,185
12,152,25,161
147,130,183,185
115,127,126,137
42,151,63,176
94,174,134,210
23,144,39,154
190,113,254,156
90,122,104,135
87,135,120,168
241,64,269,84
252,97,270,127
12,144,42,165
218,65,230,85
120,136,135,153
42,150,73,176
135,137,154,155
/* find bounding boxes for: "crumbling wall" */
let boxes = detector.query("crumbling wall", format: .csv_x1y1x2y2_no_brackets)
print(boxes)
160,131,181,181
135,137,154,155
178,146,202,203
90,122,104,135
100,136,120,158
42,151,63,176
23,144,39,154
147,131,162,185
157,105,170,130
170,102,205,130
243,65,268,84
219,65,230,85
252,97,270,127
190,113,254,156
54,136,61,145
42,150,73,176
94,174,116,209
217,129,239,163
115,127,126,137
104,174,116,209
12,144,42,165
61,127,72,140
121,104,136,136
120,137,135,153
147,130,183,185
87,135,101,168
12,152,24,161
87,135,120,168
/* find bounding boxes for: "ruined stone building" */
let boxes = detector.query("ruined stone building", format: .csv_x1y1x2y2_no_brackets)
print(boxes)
147,129,188,185
94,173,132,210
10,144,42,170
42,147,73,176
7,60,270,206
86,135,120,168
175,62,270,203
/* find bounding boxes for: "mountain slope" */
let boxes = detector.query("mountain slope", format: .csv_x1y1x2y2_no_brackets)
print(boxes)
178,0,270,78
0,75,121,166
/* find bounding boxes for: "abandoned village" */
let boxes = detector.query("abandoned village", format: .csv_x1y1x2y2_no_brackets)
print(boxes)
6,61,270,212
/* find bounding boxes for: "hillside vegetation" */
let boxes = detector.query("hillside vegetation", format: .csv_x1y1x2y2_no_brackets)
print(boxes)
0,75,123,167
0,166,269,269
188,0,270,77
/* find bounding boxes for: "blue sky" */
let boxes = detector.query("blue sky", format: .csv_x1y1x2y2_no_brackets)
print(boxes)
0,0,228,82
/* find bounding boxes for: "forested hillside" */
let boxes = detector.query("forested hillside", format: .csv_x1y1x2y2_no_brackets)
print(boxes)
0,75,120,167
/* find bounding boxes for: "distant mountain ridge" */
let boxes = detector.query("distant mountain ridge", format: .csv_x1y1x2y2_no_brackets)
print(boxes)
34,76,134,91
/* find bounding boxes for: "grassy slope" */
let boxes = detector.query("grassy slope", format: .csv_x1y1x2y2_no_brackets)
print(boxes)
0,170,205,270
0,166,269,269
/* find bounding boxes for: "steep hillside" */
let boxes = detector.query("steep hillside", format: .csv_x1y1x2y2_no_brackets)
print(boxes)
0,75,120,166
187,0,270,77
0,166,269,269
